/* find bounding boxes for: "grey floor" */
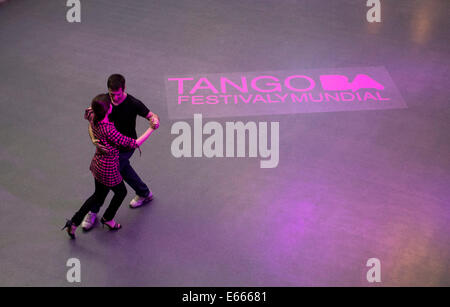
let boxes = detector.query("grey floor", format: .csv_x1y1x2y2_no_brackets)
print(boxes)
0,0,449,286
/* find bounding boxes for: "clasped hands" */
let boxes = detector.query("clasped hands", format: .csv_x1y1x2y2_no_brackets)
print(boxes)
149,113,160,130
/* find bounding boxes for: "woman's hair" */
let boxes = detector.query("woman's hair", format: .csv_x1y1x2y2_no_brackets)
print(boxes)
91,94,111,126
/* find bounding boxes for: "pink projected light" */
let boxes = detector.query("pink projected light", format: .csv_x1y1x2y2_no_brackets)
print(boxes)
320,74,385,92
165,67,406,119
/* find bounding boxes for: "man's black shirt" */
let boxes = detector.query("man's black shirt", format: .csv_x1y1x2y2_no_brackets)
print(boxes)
109,94,150,141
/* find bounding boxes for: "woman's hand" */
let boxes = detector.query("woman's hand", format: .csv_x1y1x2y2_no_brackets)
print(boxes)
150,114,160,130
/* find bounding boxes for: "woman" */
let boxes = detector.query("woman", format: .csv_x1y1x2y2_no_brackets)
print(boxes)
62,94,157,239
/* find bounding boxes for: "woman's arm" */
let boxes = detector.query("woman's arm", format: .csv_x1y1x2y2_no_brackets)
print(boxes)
136,126,154,147
107,126,139,149
107,121,155,149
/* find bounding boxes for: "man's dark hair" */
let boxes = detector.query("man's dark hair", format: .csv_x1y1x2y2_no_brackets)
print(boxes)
107,74,126,91
91,94,111,126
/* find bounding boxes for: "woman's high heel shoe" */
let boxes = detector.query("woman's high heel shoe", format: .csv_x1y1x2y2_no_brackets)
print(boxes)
101,218,122,230
62,220,77,239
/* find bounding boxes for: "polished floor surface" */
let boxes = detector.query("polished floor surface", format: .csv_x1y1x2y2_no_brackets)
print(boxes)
0,0,449,286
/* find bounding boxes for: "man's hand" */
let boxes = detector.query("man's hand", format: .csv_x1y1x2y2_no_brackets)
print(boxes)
89,124,109,154
94,140,109,154
148,113,160,130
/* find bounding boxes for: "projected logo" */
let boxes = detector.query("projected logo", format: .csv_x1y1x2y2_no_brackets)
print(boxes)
319,74,384,92
165,66,406,119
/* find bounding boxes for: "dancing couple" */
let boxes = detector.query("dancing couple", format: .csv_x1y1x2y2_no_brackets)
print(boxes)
63,74,159,239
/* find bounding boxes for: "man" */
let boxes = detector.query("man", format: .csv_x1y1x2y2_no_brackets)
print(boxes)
81,74,160,230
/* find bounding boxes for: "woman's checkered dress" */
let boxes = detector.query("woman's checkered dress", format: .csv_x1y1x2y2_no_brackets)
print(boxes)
86,110,138,187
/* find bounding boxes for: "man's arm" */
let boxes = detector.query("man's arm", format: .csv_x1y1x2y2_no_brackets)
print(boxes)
85,107,109,154
145,111,157,120
88,123,96,144
88,123,109,154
